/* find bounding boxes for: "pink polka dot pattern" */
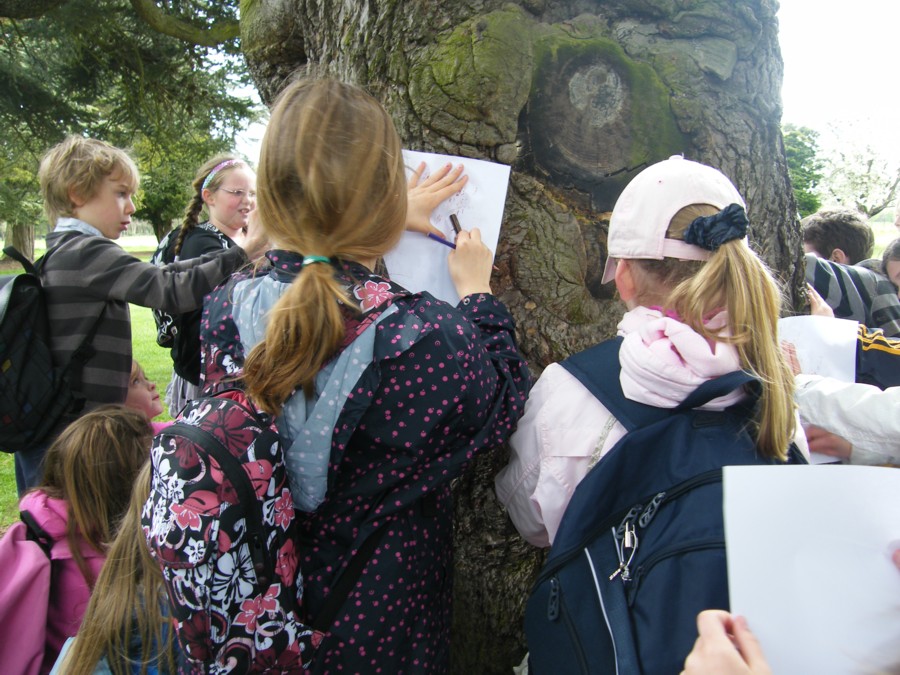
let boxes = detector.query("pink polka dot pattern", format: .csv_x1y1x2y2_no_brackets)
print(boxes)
200,252,532,673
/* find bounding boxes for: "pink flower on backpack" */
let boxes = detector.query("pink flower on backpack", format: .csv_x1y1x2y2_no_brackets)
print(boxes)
234,587,280,632
171,492,218,531
275,538,298,588
354,280,394,312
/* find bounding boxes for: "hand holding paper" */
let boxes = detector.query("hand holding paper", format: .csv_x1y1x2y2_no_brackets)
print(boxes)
384,150,511,304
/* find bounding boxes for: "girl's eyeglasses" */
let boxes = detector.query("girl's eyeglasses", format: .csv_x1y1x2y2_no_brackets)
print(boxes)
218,188,257,200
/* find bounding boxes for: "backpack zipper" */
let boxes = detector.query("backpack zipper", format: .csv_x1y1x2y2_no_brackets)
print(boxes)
546,576,593,674
626,538,726,607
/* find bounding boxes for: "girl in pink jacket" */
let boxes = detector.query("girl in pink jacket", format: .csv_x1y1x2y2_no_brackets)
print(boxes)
17,406,152,673
496,156,809,547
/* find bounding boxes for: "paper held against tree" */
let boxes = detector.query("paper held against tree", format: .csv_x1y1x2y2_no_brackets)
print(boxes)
383,150,511,305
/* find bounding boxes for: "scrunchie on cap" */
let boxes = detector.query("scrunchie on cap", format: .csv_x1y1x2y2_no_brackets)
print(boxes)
301,255,331,267
683,203,749,252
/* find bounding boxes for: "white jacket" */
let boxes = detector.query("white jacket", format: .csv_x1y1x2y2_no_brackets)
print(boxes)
795,374,900,466
495,306,809,548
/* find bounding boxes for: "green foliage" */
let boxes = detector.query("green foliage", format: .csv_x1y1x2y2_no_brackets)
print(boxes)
783,123,823,217
0,0,259,240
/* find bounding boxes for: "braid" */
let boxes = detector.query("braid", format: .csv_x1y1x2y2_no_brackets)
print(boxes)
175,193,205,258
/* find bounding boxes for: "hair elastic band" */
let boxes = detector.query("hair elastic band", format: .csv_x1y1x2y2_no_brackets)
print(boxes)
683,203,749,252
302,255,331,267
201,159,242,191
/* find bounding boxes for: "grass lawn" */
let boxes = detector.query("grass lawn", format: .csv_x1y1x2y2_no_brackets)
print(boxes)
1,236,174,530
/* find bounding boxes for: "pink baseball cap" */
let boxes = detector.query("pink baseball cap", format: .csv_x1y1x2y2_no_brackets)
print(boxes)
601,155,746,283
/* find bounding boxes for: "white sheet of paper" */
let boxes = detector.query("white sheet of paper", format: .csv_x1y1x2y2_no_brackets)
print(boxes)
382,150,511,305
777,315,858,381
724,465,900,674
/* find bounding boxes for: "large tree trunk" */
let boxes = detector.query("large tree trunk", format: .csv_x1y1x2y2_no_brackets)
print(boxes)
241,1,802,671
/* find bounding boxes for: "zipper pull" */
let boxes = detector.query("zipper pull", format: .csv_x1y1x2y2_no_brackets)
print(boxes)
609,522,639,581
547,577,560,620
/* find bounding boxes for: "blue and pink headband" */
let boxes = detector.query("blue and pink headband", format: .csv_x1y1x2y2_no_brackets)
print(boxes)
201,159,242,191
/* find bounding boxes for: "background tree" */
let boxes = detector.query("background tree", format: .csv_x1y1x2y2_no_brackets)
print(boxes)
818,137,900,218
783,123,823,217
0,0,257,255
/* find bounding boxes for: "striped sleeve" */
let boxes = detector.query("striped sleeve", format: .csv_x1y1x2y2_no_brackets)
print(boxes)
856,324,900,389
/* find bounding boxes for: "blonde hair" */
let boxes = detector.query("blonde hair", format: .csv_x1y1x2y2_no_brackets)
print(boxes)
60,462,175,675
628,205,796,461
39,406,152,587
38,136,139,225
243,78,408,413
174,154,246,256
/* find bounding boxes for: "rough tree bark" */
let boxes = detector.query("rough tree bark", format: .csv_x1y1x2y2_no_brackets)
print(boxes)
4,221,34,260
240,1,803,671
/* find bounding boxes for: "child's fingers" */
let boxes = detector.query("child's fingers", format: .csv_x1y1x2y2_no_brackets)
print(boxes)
407,161,427,189
430,173,468,202
731,616,771,673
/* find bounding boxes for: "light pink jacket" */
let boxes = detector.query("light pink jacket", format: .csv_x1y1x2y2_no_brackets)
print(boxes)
495,307,809,548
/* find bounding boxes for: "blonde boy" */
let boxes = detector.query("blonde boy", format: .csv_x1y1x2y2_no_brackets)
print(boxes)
15,136,264,493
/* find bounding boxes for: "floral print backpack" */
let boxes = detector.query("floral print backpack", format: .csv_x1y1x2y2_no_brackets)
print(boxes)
143,390,318,672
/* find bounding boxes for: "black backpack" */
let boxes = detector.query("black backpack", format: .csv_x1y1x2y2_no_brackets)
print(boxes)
0,245,102,453
524,337,805,674
149,230,177,348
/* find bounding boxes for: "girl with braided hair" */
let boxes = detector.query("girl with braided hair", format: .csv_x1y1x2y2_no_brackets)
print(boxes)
150,156,257,415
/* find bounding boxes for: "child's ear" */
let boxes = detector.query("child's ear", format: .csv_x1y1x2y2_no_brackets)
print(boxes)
614,258,638,305
68,186,86,208
829,248,849,264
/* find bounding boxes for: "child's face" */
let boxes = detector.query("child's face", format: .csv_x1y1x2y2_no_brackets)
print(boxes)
125,364,163,420
203,167,257,239
886,259,900,292
70,173,136,240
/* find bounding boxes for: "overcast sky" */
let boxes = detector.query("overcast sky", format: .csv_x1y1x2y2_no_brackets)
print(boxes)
778,0,899,158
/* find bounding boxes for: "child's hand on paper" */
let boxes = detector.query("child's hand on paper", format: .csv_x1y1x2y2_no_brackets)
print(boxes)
406,162,468,237
681,611,771,675
448,228,493,299
803,425,852,460
807,283,834,318
780,340,801,376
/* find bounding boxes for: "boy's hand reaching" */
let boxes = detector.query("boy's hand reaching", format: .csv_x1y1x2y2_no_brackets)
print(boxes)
238,211,269,260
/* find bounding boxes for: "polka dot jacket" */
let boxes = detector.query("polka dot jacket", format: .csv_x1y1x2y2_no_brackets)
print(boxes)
200,251,531,673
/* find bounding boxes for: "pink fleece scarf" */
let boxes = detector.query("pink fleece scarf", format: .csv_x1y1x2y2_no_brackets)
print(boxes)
617,306,747,410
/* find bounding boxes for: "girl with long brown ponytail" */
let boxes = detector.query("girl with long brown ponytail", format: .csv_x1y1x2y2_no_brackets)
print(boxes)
188,77,531,673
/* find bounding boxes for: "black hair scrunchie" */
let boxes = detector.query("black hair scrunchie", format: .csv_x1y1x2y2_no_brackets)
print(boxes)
683,203,749,251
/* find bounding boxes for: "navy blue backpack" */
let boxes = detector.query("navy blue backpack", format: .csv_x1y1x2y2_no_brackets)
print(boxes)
524,337,805,674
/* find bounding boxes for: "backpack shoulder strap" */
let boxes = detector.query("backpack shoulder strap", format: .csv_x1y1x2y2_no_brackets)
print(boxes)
560,337,663,432
19,510,54,558
560,336,760,431
164,415,274,587
2,246,39,277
